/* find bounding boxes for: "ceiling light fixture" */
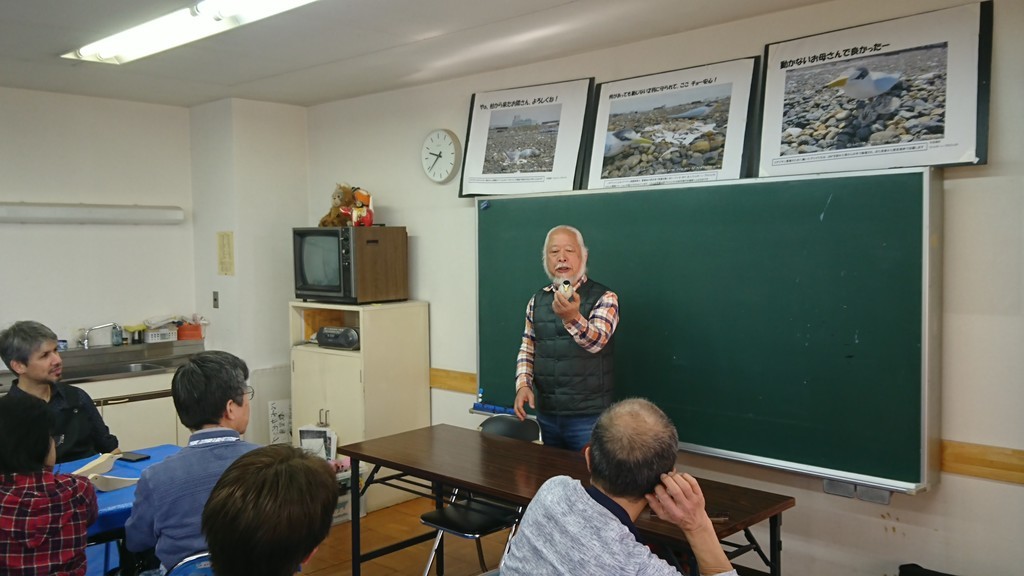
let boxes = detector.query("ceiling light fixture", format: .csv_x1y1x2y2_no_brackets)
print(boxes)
0,202,185,225
61,0,319,65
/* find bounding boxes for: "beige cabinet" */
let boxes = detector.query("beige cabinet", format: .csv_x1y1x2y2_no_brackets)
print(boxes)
289,300,430,511
86,373,182,451
290,346,364,445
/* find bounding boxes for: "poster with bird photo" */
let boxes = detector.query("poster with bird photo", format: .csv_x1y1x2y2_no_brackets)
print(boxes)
758,2,991,177
459,78,594,196
584,58,757,190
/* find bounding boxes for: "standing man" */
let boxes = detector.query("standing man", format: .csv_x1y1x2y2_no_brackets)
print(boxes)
501,398,737,576
124,350,260,573
0,321,119,462
513,225,620,451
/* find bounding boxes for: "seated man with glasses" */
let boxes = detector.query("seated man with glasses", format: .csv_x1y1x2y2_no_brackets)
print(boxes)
125,351,260,574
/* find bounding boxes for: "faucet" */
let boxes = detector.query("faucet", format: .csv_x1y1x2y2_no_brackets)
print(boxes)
79,323,122,349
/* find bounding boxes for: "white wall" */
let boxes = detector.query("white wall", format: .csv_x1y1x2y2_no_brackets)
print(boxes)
190,98,309,444
189,98,309,365
0,87,194,342
309,0,1024,573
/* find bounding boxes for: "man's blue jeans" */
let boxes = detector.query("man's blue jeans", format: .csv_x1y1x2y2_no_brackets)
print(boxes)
536,412,599,452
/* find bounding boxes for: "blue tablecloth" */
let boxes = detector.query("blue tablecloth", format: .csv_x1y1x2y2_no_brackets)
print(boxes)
57,444,181,540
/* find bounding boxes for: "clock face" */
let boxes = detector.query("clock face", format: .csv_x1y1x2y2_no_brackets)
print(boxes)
421,129,462,184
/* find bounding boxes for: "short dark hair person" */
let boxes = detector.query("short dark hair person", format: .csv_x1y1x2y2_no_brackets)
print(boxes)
0,320,58,373
171,351,250,430
0,394,56,474
202,444,339,576
588,397,679,500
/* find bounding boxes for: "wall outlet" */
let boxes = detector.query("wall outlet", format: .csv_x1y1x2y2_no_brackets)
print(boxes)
213,291,220,309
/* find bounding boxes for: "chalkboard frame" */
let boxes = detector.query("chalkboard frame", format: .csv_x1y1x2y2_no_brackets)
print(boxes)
476,168,941,494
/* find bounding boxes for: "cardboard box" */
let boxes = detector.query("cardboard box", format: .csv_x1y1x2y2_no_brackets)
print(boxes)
333,465,367,525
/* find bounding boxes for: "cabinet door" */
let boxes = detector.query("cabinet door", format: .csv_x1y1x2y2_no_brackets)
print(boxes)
103,395,178,451
291,347,328,439
321,354,364,445
291,346,365,447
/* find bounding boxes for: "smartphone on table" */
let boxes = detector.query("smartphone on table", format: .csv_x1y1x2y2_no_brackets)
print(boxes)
119,451,151,462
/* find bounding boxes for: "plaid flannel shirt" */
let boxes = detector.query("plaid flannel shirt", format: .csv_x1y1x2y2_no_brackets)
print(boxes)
0,471,98,576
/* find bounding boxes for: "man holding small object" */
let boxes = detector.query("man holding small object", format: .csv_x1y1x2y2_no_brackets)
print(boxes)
513,225,620,451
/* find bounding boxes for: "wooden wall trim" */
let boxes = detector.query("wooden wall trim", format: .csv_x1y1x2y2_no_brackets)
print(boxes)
430,367,477,395
428,368,1024,485
941,439,1024,485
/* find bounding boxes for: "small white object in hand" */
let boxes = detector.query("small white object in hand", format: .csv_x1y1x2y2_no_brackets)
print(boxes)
559,280,574,300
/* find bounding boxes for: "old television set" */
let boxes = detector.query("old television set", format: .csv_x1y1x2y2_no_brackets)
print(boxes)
293,226,409,304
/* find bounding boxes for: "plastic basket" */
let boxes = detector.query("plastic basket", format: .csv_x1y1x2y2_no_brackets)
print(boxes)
144,328,177,343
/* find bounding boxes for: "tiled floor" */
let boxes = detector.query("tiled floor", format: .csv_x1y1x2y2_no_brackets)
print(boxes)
303,497,513,576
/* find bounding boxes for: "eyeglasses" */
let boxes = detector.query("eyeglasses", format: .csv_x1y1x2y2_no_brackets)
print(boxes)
245,385,255,400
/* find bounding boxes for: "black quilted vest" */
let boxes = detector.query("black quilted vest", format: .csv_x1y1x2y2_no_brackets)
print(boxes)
532,279,615,415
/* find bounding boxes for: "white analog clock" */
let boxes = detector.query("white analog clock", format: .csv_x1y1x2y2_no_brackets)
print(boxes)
421,129,462,184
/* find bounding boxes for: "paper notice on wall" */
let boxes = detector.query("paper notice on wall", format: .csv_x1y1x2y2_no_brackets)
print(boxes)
269,400,292,444
298,425,337,461
217,231,235,276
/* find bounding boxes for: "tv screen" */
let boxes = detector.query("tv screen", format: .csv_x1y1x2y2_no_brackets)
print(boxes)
299,234,341,289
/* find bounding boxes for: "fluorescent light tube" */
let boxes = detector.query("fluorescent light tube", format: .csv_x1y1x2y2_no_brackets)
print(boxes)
62,0,319,65
0,202,185,225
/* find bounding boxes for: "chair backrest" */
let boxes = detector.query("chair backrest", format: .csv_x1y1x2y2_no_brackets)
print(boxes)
166,552,214,576
479,414,540,442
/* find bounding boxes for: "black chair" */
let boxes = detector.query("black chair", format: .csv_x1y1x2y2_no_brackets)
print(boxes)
419,415,541,575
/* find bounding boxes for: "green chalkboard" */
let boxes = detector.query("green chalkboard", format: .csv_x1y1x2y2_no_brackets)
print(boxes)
477,169,939,491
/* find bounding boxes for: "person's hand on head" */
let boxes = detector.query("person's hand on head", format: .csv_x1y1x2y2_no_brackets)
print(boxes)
645,471,711,533
552,290,581,323
513,386,535,421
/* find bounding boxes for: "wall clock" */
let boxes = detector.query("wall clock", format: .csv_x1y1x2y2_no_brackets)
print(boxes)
421,129,462,184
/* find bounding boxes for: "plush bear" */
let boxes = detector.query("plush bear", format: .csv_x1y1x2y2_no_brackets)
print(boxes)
318,183,356,227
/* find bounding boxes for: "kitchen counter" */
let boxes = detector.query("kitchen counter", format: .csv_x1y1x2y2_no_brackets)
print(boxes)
0,340,204,395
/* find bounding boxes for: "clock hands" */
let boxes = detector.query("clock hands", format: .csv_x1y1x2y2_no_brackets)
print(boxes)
428,151,442,172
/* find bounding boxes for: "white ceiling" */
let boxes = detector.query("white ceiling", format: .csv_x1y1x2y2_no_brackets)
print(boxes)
0,0,832,108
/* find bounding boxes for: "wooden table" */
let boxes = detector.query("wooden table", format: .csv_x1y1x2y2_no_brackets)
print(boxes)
338,424,794,576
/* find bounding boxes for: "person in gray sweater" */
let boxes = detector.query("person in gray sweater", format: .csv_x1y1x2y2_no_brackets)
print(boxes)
500,398,737,576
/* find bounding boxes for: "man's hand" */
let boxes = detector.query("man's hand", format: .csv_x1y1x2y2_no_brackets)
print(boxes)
552,290,581,322
646,472,709,532
647,472,734,575
513,386,535,421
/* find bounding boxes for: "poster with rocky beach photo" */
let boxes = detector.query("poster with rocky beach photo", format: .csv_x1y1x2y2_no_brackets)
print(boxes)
758,2,991,177
585,58,756,190
460,78,593,196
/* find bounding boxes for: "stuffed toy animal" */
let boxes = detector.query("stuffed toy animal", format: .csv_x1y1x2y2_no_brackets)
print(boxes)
351,187,374,227
318,183,356,227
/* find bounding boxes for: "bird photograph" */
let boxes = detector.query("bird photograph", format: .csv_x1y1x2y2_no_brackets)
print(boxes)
777,42,948,154
826,66,902,100
482,104,560,174
599,84,731,179
604,129,652,159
